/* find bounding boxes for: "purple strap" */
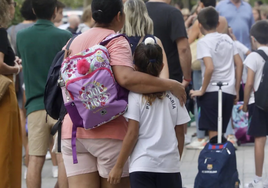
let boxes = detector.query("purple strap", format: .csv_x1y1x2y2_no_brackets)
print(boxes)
65,102,83,164
100,34,128,46
72,123,78,164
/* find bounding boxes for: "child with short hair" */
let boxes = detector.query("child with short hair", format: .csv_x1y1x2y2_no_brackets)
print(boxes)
243,20,268,188
107,38,190,188
190,7,243,140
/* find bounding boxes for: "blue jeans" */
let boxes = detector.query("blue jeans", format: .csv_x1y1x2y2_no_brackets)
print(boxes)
193,70,205,139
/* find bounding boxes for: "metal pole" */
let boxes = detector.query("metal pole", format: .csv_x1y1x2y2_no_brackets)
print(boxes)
218,87,222,144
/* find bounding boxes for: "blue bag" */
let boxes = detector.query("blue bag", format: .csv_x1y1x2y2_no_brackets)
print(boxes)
194,140,240,188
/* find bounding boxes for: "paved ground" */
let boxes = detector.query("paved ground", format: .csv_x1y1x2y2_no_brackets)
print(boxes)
21,125,268,188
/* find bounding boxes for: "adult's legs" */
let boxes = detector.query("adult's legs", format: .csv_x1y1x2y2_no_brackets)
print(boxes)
26,110,54,188
101,177,130,188
57,153,69,188
68,172,100,188
0,81,22,188
254,137,266,177
27,156,46,188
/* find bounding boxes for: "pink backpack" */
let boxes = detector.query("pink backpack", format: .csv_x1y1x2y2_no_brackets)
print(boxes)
60,34,129,163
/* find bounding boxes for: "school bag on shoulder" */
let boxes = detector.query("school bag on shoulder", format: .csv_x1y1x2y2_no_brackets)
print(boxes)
60,34,129,164
194,82,240,188
44,36,76,120
128,34,156,55
254,50,268,112
44,36,77,152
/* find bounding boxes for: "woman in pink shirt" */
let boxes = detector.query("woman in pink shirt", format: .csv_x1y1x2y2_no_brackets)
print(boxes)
61,0,186,188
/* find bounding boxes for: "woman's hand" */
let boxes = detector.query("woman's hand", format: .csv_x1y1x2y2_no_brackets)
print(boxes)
14,56,22,65
170,80,186,106
107,166,123,185
190,89,204,98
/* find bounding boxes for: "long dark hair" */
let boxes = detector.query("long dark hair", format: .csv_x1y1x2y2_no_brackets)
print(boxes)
134,42,165,105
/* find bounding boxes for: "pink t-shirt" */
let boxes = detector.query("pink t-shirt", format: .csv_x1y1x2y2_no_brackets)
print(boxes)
61,27,134,140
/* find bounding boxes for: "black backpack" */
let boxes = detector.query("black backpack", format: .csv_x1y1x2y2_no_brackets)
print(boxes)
255,50,268,112
44,37,76,151
44,37,76,120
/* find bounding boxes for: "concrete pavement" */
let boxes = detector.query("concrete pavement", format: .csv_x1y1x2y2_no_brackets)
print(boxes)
21,125,268,188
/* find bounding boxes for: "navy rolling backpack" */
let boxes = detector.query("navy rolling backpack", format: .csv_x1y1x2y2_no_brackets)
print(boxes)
194,82,240,188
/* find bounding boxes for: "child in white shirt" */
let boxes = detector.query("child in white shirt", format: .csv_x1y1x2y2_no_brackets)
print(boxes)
190,7,243,140
107,38,190,188
243,20,268,188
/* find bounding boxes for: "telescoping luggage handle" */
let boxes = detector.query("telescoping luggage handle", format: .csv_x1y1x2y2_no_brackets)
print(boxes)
212,82,228,144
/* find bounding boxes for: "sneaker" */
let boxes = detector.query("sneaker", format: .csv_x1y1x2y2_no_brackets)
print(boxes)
24,168,27,180
263,180,268,188
186,138,207,150
246,180,263,188
45,151,51,160
52,166,58,178
185,134,192,145
227,135,238,149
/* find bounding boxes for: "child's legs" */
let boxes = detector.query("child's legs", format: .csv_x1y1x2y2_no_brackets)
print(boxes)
198,92,233,140
155,172,182,188
130,172,156,188
247,104,268,177
193,70,206,140
225,119,235,136
255,137,267,177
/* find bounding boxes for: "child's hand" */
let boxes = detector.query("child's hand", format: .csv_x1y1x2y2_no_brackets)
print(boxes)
234,94,239,105
242,105,248,112
107,167,123,185
190,89,204,98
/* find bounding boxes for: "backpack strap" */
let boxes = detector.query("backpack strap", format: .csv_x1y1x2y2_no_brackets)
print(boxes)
255,50,268,62
129,34,156,55
99,34,128,46
66,36,77,50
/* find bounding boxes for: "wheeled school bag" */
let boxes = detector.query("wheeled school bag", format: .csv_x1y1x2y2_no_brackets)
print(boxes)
60,34,129,164
254,50,268,112
194,82,240,188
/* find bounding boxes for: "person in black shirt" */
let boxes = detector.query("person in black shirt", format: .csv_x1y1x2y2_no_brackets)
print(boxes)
0,0,23,187
146,0,191,86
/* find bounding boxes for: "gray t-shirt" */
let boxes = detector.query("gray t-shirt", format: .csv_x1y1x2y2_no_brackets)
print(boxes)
7,23,35,55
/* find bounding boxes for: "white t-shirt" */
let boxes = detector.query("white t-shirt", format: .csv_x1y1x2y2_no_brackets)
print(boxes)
234,40,250,83
197,32,238,95
243,46,268,104
124,91,190,173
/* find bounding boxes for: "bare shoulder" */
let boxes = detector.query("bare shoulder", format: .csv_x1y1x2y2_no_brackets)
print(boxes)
217,16,228,33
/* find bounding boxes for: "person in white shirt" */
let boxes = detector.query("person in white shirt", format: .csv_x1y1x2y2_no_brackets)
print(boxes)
243,20,268,188
107,38,190,188
190,7,243,140
225,27,251,147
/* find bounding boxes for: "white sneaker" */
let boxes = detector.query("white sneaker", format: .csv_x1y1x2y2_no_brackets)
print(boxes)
24,168,27,180
246,180,263,188
45,151,51,160
263,180,268,188
186,138,207,150
185,134,192,145
227,135,238,149
52,166,58,178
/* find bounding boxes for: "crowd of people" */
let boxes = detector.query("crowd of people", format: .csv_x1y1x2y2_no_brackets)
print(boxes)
0,0,268,188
